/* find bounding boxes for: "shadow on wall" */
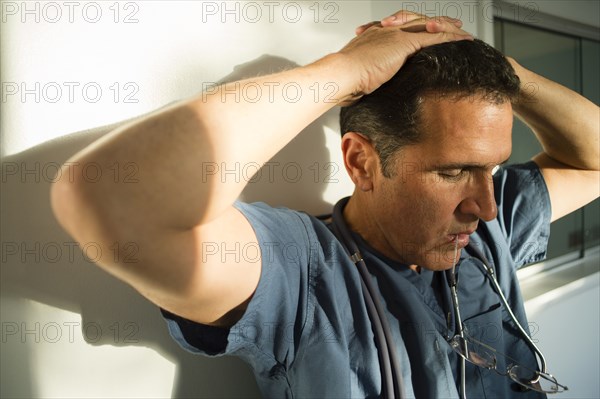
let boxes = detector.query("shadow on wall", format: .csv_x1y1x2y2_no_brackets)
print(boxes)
217,54,339,214
0,55,339,398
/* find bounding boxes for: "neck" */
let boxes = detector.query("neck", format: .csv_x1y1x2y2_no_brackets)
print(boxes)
342,194,364,234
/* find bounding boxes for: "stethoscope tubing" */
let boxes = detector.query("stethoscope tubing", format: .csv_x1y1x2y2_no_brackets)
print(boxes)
332,197,404,399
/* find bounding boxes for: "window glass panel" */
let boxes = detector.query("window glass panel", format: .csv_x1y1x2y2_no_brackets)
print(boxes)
496,20,584,259
582,39,600,104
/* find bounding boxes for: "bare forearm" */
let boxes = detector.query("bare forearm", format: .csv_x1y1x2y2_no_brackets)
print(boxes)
509,57,600,170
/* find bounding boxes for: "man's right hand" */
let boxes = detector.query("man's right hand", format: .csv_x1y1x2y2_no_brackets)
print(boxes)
337,10,473,105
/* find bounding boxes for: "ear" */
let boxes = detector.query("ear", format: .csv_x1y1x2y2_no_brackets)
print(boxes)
341,132,379,191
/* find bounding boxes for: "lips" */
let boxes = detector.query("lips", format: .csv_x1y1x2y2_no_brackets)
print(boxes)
447,228,477,247
453,233,471,247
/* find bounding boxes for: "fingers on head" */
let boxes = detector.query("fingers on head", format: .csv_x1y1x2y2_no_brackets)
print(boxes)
424,31,475,46
438,16,463,28
392,10,427,24
357,12,470,36
381,12,463,27
424,18,470,34
425,19,452,33
355,21,381,35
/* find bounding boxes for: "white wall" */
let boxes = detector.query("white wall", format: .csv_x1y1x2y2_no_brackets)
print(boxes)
1,1,597,398
524,269,600,398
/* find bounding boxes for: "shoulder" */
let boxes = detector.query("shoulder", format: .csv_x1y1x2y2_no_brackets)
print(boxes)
234,201,333,261
485,162,551,268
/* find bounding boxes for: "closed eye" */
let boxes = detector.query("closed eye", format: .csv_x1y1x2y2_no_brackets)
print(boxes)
438,169,467,180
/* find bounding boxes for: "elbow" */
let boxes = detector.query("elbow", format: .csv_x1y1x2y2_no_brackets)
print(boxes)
50,166,84,238
50,161,114,247
50,163,132,275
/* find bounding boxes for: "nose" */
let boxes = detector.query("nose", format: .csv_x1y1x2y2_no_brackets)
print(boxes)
458,173,498,221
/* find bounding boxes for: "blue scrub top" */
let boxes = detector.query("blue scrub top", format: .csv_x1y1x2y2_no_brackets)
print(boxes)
162,161,551,398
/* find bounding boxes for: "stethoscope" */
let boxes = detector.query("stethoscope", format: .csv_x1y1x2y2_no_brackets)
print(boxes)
327,196,551,399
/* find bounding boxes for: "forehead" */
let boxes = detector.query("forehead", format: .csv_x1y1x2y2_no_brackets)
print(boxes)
409,96,514,167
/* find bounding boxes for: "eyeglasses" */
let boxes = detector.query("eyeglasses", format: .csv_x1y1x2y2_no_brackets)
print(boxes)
446,248,568,396
448,333,568,393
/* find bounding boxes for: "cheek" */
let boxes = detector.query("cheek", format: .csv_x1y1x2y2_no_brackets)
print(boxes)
377,175,461,231
384,181,437,227
420,182,464,225
373,179,416,230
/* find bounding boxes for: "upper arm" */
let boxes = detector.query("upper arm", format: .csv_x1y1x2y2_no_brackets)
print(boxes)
533,152,600,222
140,205,262,327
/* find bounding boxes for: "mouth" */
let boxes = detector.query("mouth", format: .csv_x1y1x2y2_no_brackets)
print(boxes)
446,228,477,248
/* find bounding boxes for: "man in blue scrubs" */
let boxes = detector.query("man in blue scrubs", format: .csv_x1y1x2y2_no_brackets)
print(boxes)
52,10,599,398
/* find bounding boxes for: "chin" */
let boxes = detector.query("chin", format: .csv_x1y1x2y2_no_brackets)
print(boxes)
419,263,454,272
419,247,462,271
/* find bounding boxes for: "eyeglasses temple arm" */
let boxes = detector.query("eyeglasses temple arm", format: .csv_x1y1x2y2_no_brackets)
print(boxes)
480,262,548,374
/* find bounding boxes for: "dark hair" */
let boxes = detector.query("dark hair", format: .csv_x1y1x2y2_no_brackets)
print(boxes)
339,39,521,177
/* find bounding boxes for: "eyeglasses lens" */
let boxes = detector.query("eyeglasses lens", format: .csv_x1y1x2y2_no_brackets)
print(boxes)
508,365,566,393
449,335,496,369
